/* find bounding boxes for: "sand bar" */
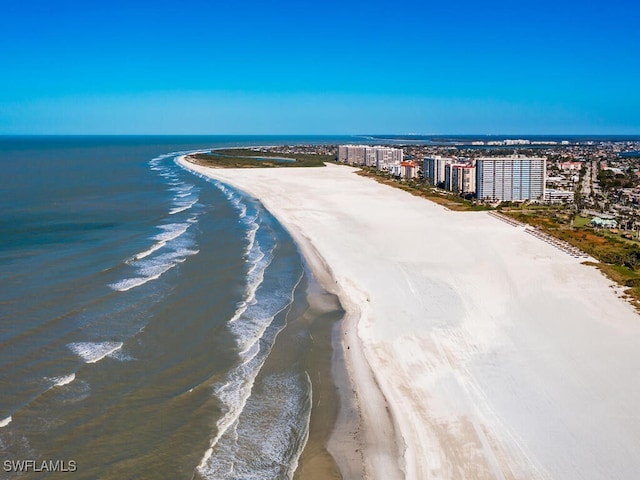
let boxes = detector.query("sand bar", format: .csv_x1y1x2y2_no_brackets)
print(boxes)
180,158,640,479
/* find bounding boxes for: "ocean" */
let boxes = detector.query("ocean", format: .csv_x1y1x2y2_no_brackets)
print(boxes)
0,136,351,479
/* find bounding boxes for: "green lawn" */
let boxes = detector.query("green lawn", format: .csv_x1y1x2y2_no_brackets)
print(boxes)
573,215,592,227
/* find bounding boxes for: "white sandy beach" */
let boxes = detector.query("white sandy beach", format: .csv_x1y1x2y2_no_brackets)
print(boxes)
180,158,640,480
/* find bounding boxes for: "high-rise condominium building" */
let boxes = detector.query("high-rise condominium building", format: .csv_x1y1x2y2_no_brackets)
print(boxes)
338,145,403,169
338,145,365,165
446,163,476,195
424,156,454,187
476,155,546,202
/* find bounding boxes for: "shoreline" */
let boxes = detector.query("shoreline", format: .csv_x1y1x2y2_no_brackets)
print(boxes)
178,155,376,477
179,155,640,480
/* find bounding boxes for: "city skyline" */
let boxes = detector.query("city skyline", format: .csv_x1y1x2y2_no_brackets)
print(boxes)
1,0,639,135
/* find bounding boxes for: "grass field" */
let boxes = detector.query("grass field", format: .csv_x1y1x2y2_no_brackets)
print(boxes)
573,215,591,227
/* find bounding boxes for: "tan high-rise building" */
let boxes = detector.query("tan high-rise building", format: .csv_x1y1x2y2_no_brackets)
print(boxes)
337,145,403,169
448,163,476,195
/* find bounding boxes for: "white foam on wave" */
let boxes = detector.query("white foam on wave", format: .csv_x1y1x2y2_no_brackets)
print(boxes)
0,416,12,428
67,342,123,363
109,263,175,292
196,287,304,478
199,372,311,479
229,262,302,360
111,246,199,292
169,184,194,194
129,241,166,262
110,276,158,292
227,249,276,338
111,209,199,292
153,223,190,242
196,341,263,473
108,349,136,361
177,149,312,475
49,373,76,387
232,294,287,356
238,202,247,219
168,205,191,215
169,197,198,215
241,211,261,259
112,152,205,293
228,241,268,325
196,244,305,477
177,161,250,219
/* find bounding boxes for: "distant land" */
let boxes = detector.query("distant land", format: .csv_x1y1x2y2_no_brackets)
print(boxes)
361,134,640,145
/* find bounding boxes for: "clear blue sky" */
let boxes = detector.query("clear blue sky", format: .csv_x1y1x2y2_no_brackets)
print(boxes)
1,0,638,134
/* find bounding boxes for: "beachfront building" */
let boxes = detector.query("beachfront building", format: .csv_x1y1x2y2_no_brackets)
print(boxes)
388,163,402,177
424,155,454,187
365,148,377,167
400,161,419,179
375,147,404,170
338,145,365,165
338,145,403,169
445,163,476,195
476,155,546,202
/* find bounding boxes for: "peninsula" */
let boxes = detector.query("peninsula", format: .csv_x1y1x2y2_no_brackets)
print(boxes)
189,148,334,168
179,155,640,479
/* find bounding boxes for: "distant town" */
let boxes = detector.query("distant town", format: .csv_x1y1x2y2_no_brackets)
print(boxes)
251,138,640,233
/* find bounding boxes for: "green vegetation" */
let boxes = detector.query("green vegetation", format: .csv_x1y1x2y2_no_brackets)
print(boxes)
573,215,591,228
189,148,334,168
597,168,637,191
356,166,492,212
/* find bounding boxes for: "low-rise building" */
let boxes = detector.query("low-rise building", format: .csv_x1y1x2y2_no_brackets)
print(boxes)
591,217,618,228
544,189,575,203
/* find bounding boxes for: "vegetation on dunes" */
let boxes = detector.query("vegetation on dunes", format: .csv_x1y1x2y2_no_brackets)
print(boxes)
501,205,640,308
189,148,334,168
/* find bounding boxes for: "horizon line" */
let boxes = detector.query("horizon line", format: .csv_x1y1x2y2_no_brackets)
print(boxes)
1,133,640,138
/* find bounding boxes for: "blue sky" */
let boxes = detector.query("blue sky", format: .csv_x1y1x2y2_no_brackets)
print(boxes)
1,0,638,134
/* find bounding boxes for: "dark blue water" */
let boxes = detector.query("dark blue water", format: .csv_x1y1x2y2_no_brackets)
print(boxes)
0,136,352,479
